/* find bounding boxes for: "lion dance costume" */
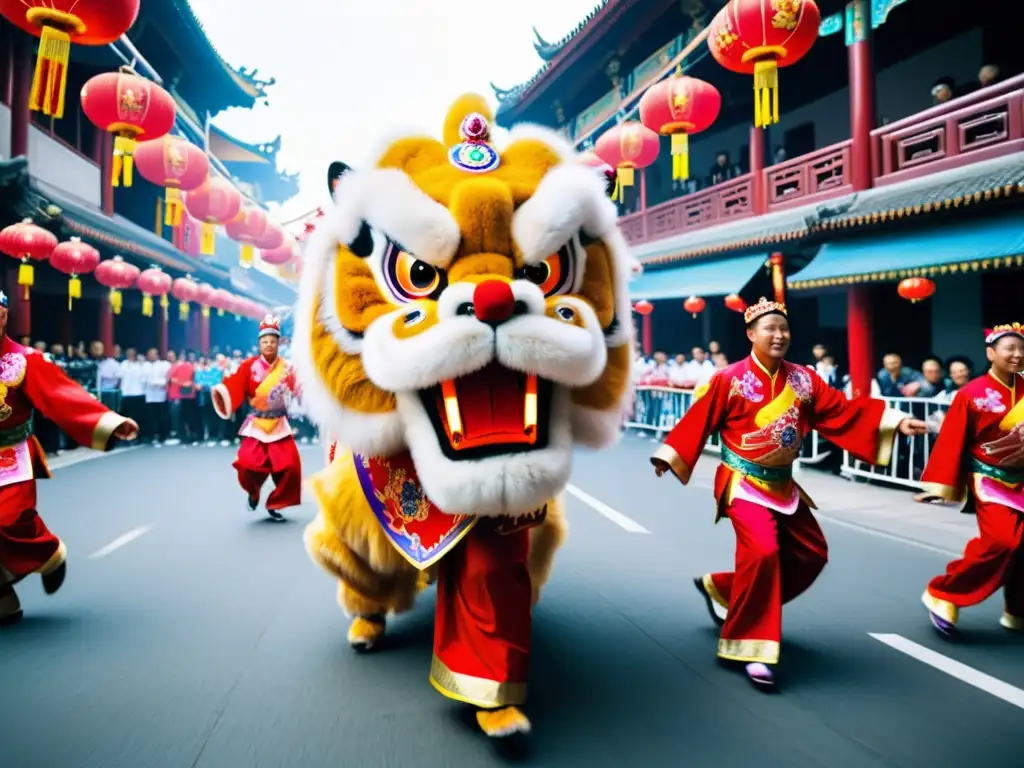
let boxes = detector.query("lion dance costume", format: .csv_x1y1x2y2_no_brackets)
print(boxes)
293,95,635,738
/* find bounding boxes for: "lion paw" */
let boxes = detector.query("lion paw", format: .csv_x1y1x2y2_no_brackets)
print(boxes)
476,706,531,738
347,615,386,652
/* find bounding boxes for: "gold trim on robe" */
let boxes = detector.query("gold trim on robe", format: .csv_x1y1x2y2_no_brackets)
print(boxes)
922,589,959,625
429,655,527,709
652,443,692,484
1001,611,1024,631
875,408,908,467
91,411,128,451
918,480,966,503
702,573,729,609
717,638,781,664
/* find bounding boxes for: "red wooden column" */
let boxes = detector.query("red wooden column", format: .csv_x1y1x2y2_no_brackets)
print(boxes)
98,295,114,350
158,307,169,357
749,125,766,213
641,314,652,357
847,285,875,399
847,0,875,192
769,252,786,305
101,133,115,216
8,30,31,158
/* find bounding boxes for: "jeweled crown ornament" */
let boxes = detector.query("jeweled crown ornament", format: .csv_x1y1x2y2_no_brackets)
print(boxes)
448,112,501,173
985,323,1024,345
259,314,281,338
744,296,787,325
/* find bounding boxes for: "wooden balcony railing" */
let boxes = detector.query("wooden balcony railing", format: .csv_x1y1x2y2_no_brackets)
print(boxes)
619,77,1024,247
871,72,1024,185
619,174,753,246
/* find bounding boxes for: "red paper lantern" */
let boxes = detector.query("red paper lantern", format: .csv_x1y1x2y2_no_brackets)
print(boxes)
133,136,210,227
708,0,821,128
194,283,216,318
137,267,172,319
633,300,654,316
80,67,176,188
49,237,99,309
639,74,721,181
94,256,140,315
260,234,299,266
684,295,706,318
171,276,198,321
594,122,660,203
0,1,140,119
0,218,58,298
184,178,242,256
210,288,234,318
897,277,935,304
225,205,269,268
724,293,748,313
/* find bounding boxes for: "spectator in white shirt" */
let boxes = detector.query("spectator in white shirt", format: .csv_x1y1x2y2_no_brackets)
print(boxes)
95,341,121,410
118,348,147,440
681,346,715,387
142,347,171,445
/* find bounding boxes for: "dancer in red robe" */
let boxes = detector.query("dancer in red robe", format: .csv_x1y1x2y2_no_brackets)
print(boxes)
0,291,138,625
651,297,926,687
212,315,302,520
920,323,1024,636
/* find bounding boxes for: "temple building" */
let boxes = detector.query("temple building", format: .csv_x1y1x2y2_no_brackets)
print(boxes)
0,0,299,355
493,0,1024,396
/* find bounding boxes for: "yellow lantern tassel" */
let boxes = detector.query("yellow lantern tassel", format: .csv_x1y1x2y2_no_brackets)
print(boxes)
154,198,163,235
217,308,225,317
111,135,137,187
201,305,210,318
200,223,216,255
18,261,34,302
671,133,690,181
240,244,254,268
110,289,123,315
160,294,170,321
617,166,635,204
178,301,190,322
68,275,81,311
142,294,154,317
753,60,780,128
28,22,72,119
165,188,183,226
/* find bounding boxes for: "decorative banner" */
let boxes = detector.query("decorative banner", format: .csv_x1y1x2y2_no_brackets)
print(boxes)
627,34,685,95
845,0,869,46
573,89,622,140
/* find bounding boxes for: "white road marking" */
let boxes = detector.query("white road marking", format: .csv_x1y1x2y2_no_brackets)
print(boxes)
869,633,1024,710
89,525,153,559
565,484,650,533
816,513,961,557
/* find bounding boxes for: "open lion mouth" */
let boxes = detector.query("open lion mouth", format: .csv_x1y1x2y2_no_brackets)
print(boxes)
419,362,554,461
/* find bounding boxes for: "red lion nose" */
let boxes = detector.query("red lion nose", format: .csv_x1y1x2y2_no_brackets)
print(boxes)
472,280,515,325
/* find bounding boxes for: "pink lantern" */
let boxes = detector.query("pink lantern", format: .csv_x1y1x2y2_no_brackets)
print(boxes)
260,233,298,266
0,218,57,298
49,237,100,309
211,287,233,317
194,282,216,318
171,275,198,321
595,122,661,203
137,266,173,319
255,222,285,252
94,255,140,315
133,136,210,227
225,205,269,268
183,177,242,256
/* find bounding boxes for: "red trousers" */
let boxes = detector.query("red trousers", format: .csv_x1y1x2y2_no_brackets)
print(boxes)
234,436,302,510
927,499,1024,623
707,499,829,664
430,523,532,709
0,479,63,584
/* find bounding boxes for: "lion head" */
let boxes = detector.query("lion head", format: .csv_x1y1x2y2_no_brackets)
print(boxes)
294,94,634,518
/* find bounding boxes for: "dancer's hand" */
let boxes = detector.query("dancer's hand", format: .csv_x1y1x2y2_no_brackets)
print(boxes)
114,419,139,441
651,458,669,477
898,418,928,436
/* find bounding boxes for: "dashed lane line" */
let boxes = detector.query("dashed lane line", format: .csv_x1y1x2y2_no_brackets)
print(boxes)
565,484,650,534
869,632,1024,710
89,525,153,559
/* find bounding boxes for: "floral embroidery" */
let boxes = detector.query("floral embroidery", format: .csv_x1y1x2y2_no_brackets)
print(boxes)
772,0,802,30
729,370,765,403
0,353,27,422
787,365,813,403
973,388,1007,414
377,462,432,522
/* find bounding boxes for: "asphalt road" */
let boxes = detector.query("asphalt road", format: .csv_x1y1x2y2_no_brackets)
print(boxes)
1,436,1021,768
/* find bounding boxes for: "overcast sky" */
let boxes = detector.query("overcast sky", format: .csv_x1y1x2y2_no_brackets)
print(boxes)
187,0,600,228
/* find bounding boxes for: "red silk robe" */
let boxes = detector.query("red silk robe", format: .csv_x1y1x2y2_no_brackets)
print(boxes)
654,354,905,664
0,337,128,603
921,372,1024,629
213,355,302,510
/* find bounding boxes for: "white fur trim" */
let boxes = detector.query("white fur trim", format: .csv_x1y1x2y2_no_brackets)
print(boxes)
495,297,607,387
397,388,575,518
332,168,460,267
501,123,579,165
211,383,233,420
570,403,625,449
511,163,620,265
602,226,639,350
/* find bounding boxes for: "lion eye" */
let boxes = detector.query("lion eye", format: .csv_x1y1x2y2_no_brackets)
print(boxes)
517,246,570,297
383,241,447,302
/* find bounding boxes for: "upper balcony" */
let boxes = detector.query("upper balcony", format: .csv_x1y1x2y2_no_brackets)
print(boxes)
619,74,1024,251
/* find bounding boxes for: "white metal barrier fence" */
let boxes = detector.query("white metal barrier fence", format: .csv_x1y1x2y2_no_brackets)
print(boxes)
625,386,949,489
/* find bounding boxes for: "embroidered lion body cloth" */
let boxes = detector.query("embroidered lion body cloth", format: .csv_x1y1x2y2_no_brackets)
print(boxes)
293,93,635,618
